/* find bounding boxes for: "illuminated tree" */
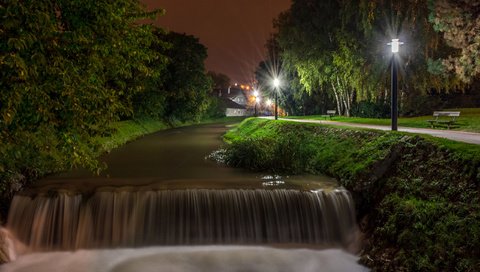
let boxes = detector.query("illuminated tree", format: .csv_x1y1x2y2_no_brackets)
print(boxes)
428,0,480,83
0,0,161,180
274,0,464,116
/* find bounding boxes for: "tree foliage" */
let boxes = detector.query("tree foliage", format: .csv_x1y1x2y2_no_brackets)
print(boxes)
428,0,480,83
159,32,213,122
133,30,215,122
274,0,367,116
0,1,215,194
270,0,471,116
255,34,302,116
207,71,231,89
1,0,161,182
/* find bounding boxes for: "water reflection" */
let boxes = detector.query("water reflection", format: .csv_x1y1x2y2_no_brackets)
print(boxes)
31,123,340,192
262,180,285,186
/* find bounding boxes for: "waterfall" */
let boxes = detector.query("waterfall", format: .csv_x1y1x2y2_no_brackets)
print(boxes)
7,188,358,251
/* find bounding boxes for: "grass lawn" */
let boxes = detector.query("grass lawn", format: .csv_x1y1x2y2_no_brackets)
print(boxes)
287,108,480,133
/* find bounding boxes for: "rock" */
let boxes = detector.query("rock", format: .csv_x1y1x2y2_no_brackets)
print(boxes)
0,228,17,264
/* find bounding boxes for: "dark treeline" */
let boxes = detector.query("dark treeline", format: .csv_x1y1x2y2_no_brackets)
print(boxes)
0,0,218,200
256,0,480,117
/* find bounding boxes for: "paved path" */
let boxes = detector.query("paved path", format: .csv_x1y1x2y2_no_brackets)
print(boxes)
262,117,480,145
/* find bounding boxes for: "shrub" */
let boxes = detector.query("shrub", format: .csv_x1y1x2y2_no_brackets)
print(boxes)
351,101,390,118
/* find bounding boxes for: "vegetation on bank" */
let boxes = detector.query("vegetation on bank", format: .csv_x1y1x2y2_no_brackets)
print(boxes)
287,108,480,133
0,0,230,219
0,117,242,222
98,116,245,155
222,118,480,271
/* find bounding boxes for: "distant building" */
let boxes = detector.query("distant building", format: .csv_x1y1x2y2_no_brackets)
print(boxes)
220,98,246,116
216,87,248,117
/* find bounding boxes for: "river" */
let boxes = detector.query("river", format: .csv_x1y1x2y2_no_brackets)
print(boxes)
33,122,339,191
1,122,368,271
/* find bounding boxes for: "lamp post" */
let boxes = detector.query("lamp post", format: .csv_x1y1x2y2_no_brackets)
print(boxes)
387,39,403,131
253,90,259,116
273,78,280,120
266,99,273,116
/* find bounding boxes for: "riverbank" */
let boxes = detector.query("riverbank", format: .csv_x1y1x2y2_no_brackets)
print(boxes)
96,116,244,155
0,117,244,222
221,118,480,271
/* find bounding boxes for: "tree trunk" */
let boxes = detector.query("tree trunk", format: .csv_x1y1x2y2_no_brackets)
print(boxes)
343,78,352,117
336,76,352,117
331,83,342,115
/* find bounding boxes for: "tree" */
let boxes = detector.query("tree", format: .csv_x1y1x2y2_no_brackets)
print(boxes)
133,27,170,119
159,32,213,122
0,0,162,184
274,0,360,116
428,0,480,83
255,34,310,116
134,30,215,121
274,0,463,116
207,71,231,90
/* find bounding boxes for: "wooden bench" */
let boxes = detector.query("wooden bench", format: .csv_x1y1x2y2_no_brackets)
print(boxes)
321,110,336,120
426,111,460,129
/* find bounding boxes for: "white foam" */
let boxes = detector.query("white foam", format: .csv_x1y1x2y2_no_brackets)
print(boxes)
0,246,369,272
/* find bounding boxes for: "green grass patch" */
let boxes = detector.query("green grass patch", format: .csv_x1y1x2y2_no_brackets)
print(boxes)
223,118,402,177
287,108,480,132
222,118,480,271
98,116,246,153
96,118,169,153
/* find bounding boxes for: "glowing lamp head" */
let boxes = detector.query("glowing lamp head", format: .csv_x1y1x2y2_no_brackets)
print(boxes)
266,99,272,107
273,78,280,88
253,90,259,97
256,96,261,103
389,39,403,53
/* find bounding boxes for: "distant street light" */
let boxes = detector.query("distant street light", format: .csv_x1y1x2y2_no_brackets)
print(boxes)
253,90,260,116
387,39,403,131
256,96,261,116
266,99,273,116
273,78,280,120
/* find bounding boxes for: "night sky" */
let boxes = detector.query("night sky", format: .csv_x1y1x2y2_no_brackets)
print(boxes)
141,0,291,84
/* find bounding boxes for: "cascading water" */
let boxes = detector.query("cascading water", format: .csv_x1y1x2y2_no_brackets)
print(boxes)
1,124,368,271
7,188,358,251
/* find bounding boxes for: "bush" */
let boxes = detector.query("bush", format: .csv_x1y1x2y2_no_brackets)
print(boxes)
401,94,443,117
225,128,316,174
203,96,226,119
351,101,390,118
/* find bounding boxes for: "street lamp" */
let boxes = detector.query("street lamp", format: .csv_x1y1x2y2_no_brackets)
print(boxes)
266,99,273,116
273,78,280,120
387,38,403,131
253,90,259,116
256,96,261,116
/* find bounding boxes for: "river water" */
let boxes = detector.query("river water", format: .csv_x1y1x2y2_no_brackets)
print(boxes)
33,123,339,191
1,122,368,271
